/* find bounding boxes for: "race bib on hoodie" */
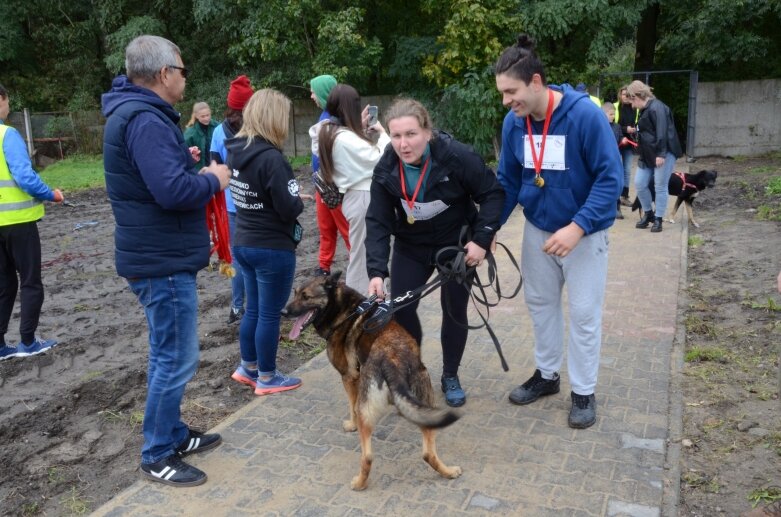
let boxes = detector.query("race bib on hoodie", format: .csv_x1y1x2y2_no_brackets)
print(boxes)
523,135,567,170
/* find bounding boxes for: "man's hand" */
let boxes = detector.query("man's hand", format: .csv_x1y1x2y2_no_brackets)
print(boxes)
299,193,315,201
542,222,584,257
655,156,665,168
201,160,231,190
52,189,64,203
189,146,201,163
368,277,385,300
464,241,487,267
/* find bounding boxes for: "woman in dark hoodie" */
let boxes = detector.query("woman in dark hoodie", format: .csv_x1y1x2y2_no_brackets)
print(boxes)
225,89,305,395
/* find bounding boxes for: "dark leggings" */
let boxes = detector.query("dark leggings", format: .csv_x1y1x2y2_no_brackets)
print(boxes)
0,221,43,344
390,249,469,377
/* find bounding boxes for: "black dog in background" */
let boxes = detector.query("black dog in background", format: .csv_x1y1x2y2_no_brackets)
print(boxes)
631,169,718,228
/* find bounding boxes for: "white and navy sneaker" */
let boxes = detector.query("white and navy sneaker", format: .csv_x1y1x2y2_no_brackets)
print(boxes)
140,455,206,487
175,429,222,457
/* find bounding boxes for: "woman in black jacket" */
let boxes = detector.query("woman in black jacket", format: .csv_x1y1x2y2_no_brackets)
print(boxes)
626,80,683,233
225,89,305,396
365,98,505,407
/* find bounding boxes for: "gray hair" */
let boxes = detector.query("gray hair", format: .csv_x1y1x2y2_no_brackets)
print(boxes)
125,35,181,83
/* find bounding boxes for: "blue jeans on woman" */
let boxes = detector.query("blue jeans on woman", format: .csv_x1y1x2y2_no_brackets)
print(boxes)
635,152,676,218
233,246,295,373
620,147,634,192
128,272,200,464
227,212,244,311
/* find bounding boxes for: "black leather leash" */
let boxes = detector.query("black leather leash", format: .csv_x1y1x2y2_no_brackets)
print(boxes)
362,230,522,372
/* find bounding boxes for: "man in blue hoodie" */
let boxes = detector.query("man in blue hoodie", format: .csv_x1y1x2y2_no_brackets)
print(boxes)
102,35,231,486
494,35,622,429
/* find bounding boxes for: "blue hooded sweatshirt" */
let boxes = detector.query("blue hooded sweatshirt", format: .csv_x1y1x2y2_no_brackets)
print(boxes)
497,84,622,235
101,75,220,278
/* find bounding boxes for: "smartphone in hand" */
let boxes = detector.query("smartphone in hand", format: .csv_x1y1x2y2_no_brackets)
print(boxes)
367,105,378,127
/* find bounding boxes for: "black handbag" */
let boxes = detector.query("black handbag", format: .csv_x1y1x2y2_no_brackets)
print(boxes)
313,170,343,209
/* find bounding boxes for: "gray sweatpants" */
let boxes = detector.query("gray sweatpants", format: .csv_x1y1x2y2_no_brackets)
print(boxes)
521,222,609,395
341,189,371,294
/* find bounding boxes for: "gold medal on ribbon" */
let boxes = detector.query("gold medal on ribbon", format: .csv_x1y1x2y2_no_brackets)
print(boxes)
534,176,545,188
407,214,415,224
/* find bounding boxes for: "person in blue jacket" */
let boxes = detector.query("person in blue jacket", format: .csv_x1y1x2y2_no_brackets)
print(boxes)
0,84,63,361
494,34,622,429
102,35,231,487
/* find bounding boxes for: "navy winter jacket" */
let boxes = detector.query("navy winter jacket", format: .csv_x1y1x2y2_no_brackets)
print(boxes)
101,76,220,278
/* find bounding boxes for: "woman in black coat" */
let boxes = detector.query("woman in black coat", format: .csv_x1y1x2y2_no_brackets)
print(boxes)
365,98,505,407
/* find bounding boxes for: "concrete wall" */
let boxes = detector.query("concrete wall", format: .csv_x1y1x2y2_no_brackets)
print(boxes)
693,79,781,158
283,95,395,157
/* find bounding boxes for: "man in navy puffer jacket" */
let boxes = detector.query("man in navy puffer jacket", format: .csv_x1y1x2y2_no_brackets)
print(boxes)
102,35,230,487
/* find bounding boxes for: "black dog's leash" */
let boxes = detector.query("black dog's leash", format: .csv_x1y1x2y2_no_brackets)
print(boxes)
362,232,522,372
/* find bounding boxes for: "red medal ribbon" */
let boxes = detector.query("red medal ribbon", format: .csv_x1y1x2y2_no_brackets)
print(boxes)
526,89,555,181
399,156,431,211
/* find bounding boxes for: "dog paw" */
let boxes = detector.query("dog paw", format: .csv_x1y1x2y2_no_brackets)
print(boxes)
342,420,357,432
350,476,368,491
446,465,463,479
666,218,675,224
692,222,700,228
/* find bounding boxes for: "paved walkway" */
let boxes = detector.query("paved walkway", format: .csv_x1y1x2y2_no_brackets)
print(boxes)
94,180,688,517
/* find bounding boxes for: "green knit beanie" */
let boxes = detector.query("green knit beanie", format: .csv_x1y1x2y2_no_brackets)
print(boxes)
310,75,337,109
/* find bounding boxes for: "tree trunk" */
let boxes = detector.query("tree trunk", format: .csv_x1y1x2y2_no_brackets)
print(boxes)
634,2,660,78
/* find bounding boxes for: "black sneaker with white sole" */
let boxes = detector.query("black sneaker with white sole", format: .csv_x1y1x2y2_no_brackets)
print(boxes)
175,429,222,457
140,455,206,487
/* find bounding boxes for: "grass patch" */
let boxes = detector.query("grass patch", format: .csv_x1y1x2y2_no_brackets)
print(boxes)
748,485,781,507
756,204,781,221
59,486,91,515
684,346,726,363
21,502,40,516
288,154,311,169
749,165,779,175
766,176,781,195
688,235,705,247
743,298,781,312
39,155,105,192
684,315,719,338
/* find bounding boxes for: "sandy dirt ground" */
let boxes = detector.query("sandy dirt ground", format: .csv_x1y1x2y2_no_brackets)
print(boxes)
673,154,781,516
0,170,347,516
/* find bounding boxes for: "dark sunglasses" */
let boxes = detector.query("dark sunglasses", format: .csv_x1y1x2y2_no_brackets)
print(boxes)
167,65,189,79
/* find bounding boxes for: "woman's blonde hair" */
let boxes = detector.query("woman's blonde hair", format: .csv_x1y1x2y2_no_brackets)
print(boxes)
384,98,433,132
236,89,291,150
186,101,210,127
625,80,655,101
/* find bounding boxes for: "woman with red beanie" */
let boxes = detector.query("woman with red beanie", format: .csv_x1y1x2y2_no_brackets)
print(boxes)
209,75,254,329
308,74,350,276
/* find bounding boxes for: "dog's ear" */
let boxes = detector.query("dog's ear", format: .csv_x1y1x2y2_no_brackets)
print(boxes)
325,271,343,288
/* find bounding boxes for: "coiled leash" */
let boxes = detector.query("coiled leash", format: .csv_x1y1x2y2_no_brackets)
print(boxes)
362,229,522,372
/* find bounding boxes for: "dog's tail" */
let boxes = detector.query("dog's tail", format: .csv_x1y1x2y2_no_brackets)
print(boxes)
392,389,460,429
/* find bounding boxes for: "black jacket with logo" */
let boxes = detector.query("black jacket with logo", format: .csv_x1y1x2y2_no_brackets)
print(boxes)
224,136,304,250
365,132,505,279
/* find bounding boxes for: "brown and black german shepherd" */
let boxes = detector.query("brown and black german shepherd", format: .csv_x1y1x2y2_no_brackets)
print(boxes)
284,272,462,491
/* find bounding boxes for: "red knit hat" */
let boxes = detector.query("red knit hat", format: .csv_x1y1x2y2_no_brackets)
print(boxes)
227,75,253,110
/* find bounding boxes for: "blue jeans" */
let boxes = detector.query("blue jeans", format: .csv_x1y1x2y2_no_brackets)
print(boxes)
635,152,676,218
620,147,634,191
234,246,295,373
128,272,200,464
227,212,245,310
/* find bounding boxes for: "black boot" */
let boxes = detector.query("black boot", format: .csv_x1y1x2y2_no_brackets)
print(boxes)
636,210,654,229
650,216,663,232
615,199,624,219
620,187,632,207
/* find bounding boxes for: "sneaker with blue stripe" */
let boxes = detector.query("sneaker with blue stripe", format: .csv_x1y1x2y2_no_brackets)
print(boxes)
140,454,206,487
0,344,18,361
14,338,57,357
254,370,302,396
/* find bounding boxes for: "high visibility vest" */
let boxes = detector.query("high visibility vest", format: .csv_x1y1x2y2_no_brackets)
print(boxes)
613,101,640,125
0,125,45,226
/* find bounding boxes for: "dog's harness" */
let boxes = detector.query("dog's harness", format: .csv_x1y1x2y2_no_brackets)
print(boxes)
675,171,699,192
357,227,522,372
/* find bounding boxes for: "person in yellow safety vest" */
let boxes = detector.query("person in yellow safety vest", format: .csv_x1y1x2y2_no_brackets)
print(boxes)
0,84,63,361
575,83,601,107
614,86,641,206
